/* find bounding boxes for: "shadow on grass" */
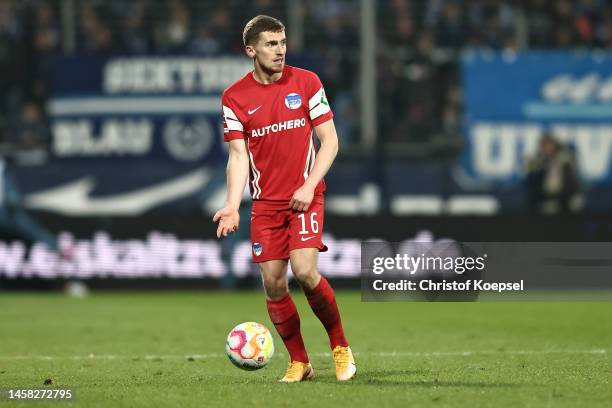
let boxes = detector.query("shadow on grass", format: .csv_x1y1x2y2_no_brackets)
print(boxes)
215,369,533,389
336,378,527,388
313,369,532,388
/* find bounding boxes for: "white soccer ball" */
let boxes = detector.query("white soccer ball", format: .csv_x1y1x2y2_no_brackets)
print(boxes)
226,322,274,370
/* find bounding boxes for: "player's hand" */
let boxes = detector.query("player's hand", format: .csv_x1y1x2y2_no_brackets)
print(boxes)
213,207,240,238
289,184,315,212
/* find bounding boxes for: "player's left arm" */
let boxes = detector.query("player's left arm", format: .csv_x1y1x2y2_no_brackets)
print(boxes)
289,119,338,211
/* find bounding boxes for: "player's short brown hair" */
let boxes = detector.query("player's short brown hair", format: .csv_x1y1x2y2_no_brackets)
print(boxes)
242,15,285,46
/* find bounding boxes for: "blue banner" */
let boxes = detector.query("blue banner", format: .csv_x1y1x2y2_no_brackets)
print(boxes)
8,56,254,216
47,56,253,164
462,51,612,185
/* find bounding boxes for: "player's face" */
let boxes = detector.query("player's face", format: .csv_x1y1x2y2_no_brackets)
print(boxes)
250,31,286,74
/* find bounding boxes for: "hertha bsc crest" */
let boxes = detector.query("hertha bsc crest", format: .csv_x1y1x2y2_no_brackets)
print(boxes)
284,93,302,109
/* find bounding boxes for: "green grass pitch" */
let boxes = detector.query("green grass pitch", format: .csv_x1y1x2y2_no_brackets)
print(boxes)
1,291,611,407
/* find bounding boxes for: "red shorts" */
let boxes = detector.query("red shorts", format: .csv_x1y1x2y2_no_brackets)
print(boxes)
250,196,327,262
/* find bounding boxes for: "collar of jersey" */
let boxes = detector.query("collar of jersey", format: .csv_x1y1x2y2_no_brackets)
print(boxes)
249,65,290,87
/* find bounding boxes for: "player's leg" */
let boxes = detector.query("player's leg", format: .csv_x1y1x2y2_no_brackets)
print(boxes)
289,248,349,349
252,207,313,382
260,259,314,382
289,248,355,380
288,197,356,381
261,259,309,364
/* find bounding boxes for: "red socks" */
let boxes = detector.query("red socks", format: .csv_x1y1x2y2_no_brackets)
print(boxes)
305,277,349,349
266,278,348,362
266,293,309,363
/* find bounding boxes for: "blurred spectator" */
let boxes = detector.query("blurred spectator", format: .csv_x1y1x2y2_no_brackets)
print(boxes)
575,0,600,46
0,0,21,127
189,24,220,56
525,135,582,214
32,1,60,54
28,1,60,107
79,1,119,54
391,31,440,142
427,0,465,49
553,0,579,48
379,0,416,45
8,101,49,166
154,0,191,52
524,0,553,47
188,8,231,55
597,5,612,47
118,0,152,54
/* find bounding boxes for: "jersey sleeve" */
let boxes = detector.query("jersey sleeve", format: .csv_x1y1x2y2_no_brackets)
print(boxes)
307,73,334,127
222,93,246,142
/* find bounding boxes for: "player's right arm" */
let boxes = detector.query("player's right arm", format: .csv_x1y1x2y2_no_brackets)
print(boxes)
214,95,249,238
213,138,249,238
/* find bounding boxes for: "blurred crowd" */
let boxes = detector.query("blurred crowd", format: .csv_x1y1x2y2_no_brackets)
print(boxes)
1,0,612,155
378,0,612,145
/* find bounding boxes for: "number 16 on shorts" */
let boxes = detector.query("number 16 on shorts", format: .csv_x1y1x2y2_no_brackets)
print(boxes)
289,199,326,252
298,212,319,236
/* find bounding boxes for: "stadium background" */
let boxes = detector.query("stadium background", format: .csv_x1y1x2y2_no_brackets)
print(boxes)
1,2,612,407
1,0,612,286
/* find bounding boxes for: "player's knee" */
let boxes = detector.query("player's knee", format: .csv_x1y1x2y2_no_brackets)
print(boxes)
262,275,288,300
291,265,319,288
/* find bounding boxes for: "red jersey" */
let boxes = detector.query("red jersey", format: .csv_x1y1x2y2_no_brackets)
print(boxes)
222,65,333,203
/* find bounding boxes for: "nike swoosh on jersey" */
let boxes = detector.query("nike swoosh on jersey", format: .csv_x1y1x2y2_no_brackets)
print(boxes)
300,236,316,241
248,105,262,115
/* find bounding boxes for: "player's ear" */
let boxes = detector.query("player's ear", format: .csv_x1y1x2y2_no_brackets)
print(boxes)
245,45,255,59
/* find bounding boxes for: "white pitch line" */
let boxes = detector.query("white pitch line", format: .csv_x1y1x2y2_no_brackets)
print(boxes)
0,349,607,361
